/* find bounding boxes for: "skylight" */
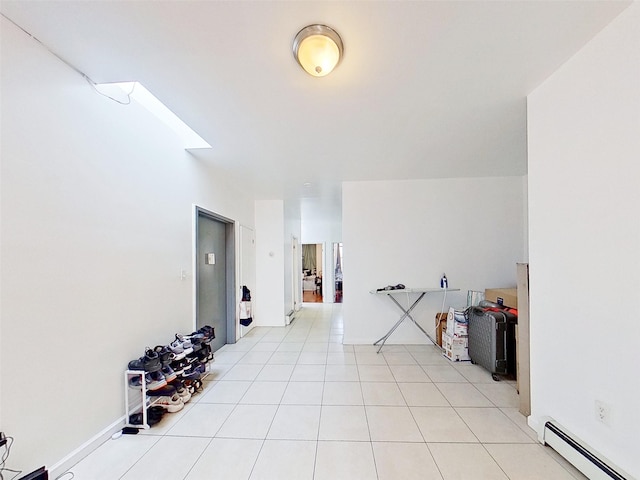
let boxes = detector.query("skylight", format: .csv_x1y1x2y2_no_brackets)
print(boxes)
95,82,211,150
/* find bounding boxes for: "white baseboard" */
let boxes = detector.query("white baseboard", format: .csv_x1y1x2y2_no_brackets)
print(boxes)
49,416,125,478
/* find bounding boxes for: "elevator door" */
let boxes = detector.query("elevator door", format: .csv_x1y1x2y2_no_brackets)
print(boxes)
196,212,227,352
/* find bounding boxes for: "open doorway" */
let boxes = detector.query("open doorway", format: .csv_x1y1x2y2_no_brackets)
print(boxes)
302,243,323,303
333,243,343,303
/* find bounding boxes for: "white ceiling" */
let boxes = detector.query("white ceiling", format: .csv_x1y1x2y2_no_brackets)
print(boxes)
1,0,631,212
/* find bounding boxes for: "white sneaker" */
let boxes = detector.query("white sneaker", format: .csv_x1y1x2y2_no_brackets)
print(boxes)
154,394,184,413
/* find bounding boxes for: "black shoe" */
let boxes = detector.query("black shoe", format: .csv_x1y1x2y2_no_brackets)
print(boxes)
171,358,186,376
153,345,174,367
147,370,167,390
129,406,164,427
127,358,145,371
146,384,177,397
198,325,215,343
197,344,211,363
143,348,161,373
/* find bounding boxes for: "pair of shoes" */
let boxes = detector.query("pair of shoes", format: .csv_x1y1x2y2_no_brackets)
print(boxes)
161,365,177,383
146,384,176,397
128,370,167,390
183,378,203,394
197,325,215,343
147,370,167,390
153,393,185,413
171,358,188,375
129,405,165,426
195,343,213,363
127,347,162,373
168,379,192,403
170,335,193,358
153,345,175,366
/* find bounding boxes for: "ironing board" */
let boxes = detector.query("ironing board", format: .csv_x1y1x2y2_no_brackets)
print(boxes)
370,287,459,353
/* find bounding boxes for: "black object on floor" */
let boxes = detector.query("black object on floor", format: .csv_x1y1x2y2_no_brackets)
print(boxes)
122,427,139,435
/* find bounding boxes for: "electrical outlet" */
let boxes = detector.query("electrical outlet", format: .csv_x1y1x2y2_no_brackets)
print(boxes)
0,431,6,448
595,400,611,425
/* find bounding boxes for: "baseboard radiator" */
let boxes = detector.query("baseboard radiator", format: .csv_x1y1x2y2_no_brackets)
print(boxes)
542,419,631,480
285,309,296,326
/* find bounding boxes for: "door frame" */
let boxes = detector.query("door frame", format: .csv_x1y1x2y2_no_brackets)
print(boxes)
292,236,301,312
193,205,236,345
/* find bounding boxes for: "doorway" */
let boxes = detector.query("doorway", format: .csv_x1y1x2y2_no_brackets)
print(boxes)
333,243,343,303
302,243,323,303
292,236,301,312
195,207,235,352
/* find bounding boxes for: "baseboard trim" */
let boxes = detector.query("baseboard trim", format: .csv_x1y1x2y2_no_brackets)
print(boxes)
49,416,125,478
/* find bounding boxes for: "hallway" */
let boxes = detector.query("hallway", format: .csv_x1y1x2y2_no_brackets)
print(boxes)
69,304,585,480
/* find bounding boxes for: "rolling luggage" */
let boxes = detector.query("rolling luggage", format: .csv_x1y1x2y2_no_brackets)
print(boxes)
467,305,517,381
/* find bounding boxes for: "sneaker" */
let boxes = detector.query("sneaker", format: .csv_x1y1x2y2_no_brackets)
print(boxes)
197,343,214,362
168,340,187,360
193,362,207,376
147,370,167,391
146,384,177,397
171,358,186,375
186,333,205,347
128,351,161,373
174,334,194,356
169,380,192,403
128,405,165,427
127,357,145,371
128,371,153,388
184,378,203,394
154,393,184,413
161,365,177,383
143,348,161,373
153,345,174,366
185,353,200,366
198,325,215,343
182,366,202,383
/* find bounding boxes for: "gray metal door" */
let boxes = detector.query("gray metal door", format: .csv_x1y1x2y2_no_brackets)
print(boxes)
197,211,229,352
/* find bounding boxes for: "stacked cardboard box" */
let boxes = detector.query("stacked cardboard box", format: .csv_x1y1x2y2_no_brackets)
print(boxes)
435,312,447,347
443,333,470,362
485,288,517,309
442,307,470,361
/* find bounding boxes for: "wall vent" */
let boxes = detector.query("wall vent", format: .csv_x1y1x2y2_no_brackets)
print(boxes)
541,419,631,480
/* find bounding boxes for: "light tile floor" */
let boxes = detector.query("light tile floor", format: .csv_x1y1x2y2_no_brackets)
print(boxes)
69,304,587,480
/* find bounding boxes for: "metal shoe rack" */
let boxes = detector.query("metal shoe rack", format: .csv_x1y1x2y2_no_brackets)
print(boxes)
124,365,211,429
124,370,156,430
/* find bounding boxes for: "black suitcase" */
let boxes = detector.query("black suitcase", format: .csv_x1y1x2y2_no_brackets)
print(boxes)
468,306,517,381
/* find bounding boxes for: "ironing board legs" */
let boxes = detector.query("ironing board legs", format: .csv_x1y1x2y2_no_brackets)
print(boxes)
373,292,427,353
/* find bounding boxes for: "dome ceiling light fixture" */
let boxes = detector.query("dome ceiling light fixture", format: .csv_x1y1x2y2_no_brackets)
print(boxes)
292,24,344,77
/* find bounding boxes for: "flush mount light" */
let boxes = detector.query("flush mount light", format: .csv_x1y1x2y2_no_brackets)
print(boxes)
293,24,343,77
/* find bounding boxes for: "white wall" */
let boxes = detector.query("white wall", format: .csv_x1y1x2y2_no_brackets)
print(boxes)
283,198,301,315
527,3,639,477
254,200,286,326
0,19,255,473
342,177,525,344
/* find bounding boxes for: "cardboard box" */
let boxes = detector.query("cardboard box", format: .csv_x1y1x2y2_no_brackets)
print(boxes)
442,332,470,362
485,288,518,309
446,307,468,337
435,312,447,347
